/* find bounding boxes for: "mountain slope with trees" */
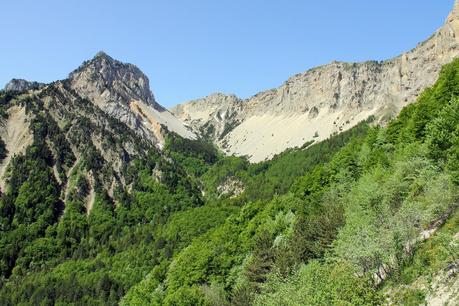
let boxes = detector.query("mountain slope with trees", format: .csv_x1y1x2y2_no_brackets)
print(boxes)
122,58,459,306
0,32,458,306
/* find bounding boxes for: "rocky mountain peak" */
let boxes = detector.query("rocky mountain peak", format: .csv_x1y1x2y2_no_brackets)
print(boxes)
94,50,111,59
68,51,156,108
65,52,195,145
4,79,44,92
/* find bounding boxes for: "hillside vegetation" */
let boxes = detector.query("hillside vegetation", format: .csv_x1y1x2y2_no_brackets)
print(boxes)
0,58,458,305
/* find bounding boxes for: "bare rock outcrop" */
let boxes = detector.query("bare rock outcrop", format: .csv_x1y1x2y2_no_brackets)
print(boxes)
216,176,245,199
69,51,195,146
4,79,44,92
69,51,157,108
172,2,459,162
171,93,243,140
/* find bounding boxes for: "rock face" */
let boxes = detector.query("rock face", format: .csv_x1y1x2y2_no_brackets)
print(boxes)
172,2,459,162
171,93,243,141
4,79,44,92
216,176,245,199
69,51,157,108
69,52,196,145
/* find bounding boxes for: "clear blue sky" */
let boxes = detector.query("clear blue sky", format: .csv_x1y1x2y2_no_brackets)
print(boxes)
0,0,454,107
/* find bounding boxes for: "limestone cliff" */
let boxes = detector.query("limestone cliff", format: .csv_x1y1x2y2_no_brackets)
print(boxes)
172,2,459,162
69,52,196,145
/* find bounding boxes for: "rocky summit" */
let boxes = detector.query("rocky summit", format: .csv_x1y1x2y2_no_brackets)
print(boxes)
68,51,196,144
0,52,197,202
172,1,459,162
69,51,157,108
4,79,44,92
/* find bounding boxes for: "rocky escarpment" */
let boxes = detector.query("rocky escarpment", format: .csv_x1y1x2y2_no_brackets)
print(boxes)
216,176,245,199
68,52,196,145
172,1,459,162
4,79,44,92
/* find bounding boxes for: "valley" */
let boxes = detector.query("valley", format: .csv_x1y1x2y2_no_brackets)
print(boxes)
0,2,458,306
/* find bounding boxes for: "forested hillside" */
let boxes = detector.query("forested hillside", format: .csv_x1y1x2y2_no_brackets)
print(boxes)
0,57,458,305
124,58,459,305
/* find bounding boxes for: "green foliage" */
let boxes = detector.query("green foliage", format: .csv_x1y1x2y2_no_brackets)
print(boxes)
200,120,370,202
164,133,220,178
255,261,382,306
2,58,459,305
333,149,457,275
163,286,208,306
166,133,219,164
392,288,426,306
0,90,14,120
0,131,62,277
0,138,6,164
383,209,459,305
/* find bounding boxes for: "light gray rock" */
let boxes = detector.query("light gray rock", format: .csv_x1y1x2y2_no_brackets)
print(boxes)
171,2,459,162
68,51,195,145
171,93,243,140
4,79,44,92
216,176,245,199
69,51,158,106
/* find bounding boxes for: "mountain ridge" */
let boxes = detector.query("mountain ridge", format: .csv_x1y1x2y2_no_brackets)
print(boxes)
67,51,196,145
4,79,44,92
171,1,459,162
0,51,199,201
2,51,196,149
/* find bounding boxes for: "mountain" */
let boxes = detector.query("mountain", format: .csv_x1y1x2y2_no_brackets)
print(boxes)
4,79,44,92
0,4,458,306
68,51,196,145
172,1,459,162
0,52,197,178
0,51,211,301
0,52,197,208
